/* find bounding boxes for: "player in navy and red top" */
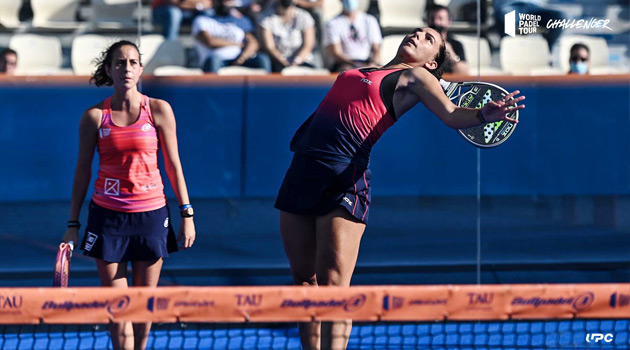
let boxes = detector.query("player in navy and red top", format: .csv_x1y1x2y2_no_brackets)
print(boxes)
275,27,525,350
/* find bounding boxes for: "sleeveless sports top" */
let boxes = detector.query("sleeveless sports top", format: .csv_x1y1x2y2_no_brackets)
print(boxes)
290,67,408,167
92,95,166,213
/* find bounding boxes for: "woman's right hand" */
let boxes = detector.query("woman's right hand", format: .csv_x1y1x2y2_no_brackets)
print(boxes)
62,227,79,245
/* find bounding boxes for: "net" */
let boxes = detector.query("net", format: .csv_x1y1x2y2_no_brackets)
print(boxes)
1,284,628,349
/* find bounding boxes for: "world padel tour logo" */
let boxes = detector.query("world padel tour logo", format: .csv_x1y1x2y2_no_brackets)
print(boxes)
504,10,612,37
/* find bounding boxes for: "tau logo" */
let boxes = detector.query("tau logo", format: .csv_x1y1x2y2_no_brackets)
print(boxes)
360,78,372,85
467,292,494,305
235,294,262,307
586,333,614,343
1,295,23,309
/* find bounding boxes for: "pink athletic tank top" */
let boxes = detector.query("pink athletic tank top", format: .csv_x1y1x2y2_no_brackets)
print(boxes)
92,95,166,212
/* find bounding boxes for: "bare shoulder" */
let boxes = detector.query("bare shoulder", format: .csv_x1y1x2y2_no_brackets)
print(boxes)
82,101,104,125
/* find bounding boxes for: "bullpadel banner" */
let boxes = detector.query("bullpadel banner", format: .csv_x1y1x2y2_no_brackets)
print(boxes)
0,284,628,324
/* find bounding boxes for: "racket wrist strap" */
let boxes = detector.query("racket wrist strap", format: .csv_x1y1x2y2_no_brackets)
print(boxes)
477,108,488,124
67,221,81,228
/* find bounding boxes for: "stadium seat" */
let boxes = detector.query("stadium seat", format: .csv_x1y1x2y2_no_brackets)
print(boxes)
452,35,504,75
90,0,138,29
153,66,204,76
31,0,81,29
71,34,114,75
217,66,268,75
0,0,21,29
280,66,330,75
140,35,187,74
323,0,371,22
379,34,405,65
500,35,550,75
9,34,63,75
379,0,425,30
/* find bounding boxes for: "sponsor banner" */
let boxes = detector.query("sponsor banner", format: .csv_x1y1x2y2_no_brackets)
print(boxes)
0,284,628,324
509,285,594,319
449,285,510,320
381,286,448,321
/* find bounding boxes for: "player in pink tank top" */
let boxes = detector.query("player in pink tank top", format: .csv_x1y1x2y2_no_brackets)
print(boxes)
61,40,195,350
277,28,526,350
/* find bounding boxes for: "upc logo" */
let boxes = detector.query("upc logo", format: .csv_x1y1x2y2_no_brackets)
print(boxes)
586,333,614,343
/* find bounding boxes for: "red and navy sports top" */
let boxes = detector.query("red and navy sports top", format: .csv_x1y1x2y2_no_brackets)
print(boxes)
290,67,408,167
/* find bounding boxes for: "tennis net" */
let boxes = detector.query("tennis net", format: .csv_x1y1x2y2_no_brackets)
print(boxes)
1,284,628,349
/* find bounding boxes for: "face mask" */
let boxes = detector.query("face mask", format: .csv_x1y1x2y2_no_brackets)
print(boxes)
342,0,359,12
570,61,588,75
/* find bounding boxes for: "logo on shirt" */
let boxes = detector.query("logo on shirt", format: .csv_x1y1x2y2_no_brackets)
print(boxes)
104,178,120,196
141,123,153,132
99,128,111,138
84,232,98,251
360,78,373,85
343,196,353,206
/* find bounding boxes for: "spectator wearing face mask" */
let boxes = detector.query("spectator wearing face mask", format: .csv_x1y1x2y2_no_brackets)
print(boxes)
568,43,589,75
425,4,468,75
324,0,382,72
192,0,272,72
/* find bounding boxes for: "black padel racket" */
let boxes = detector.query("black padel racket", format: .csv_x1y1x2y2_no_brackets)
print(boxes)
441,80,519,148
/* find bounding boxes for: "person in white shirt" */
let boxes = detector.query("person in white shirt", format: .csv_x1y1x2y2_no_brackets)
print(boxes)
324,0,382,72
193,0,272,72
259,0,316,72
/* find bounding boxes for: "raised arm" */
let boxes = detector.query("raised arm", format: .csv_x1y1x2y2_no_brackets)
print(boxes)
62,108,100,244
399,67,524,129
151,98,195,249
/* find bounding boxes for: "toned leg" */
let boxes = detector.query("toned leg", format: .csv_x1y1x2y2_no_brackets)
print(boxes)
315,207,366,350
279,211,320,350
131,259,164,350
96,259,133,350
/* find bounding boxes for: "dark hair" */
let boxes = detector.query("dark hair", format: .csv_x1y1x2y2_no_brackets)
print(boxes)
425,39,448,80
90,40,142,87
426,4,451,19
570,43,589,54
0,48,17,58
278,0,295,8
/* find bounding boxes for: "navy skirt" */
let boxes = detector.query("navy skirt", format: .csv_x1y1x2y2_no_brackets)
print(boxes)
275,154,372,224
80,201,178,262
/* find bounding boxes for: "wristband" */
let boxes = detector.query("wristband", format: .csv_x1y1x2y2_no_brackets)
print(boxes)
67,221,81,228
179,204,192,210
478,108,488,124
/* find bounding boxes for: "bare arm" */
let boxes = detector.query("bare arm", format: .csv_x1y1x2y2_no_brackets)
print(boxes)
151,98,195,249
260,26,290,67
196,31,244,49
326,43,355,67
62,108,100,243
292,25,315,65
295,0,322,9
400,68,523,129
368,42,381,66
234,32,260,65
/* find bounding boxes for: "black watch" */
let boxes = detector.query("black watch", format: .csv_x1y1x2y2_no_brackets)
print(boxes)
180,207,194,218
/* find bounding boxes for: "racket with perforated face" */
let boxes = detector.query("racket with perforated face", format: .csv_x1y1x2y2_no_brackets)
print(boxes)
441,81,519,148
53,241,73,287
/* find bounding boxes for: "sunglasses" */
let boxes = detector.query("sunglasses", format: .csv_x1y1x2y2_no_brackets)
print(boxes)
350,24,359,40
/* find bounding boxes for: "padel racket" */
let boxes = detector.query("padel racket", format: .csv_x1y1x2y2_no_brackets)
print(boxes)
53,241,73,287
441,80,519,148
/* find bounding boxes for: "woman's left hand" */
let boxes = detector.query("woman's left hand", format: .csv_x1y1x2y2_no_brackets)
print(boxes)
482,90,526,123
178,218,196,249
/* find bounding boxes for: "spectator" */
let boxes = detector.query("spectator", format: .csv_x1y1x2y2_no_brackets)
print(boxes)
494,0,564,50
325,0,382,72
193,0,272,72
152,0,215,40
0,48,17,75
295,0,324,50
568,43,589,75
426,4,469,75
259,0,316,72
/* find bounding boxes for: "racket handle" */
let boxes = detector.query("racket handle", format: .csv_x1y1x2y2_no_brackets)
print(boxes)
439,79,452,92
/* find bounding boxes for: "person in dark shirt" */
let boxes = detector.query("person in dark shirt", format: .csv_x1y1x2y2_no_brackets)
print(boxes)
426,4,469,75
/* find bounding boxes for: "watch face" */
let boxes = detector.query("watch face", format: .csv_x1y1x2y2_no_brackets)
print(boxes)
181,207,194,217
